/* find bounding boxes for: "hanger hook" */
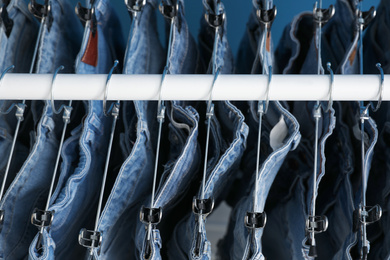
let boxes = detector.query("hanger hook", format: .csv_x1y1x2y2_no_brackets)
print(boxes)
50,65,65,114
324,62,334,112
259,65,272,115
0,65,14,88
206,67,221,115
0,65,21,115
369,63,384,112
103,60,119,117
0,65,27,116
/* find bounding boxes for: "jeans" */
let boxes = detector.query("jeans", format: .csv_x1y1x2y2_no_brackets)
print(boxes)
363,0,390,74
0,0,38,200
28,0,125,258
220,101,301,260
89,1,165,259
167,1,249,259
0,0,82,258
135,1,202,259
0,104,59,260
136,103,201,260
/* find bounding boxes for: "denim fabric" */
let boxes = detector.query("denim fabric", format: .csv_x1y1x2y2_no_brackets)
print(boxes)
313,102,356,260
168,101,249,260
164,0,200,75
221,101,301,260
0,0,82,258
28,0,125,259
135,1,202,259
167,1,249,259
0,0,38,200
363,0,390,74
0,104,58,260
136,103,201,260
197,0,234,74
0,0,38,73
89,1,165,259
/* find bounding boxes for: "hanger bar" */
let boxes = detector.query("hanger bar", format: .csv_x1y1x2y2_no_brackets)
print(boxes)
0,74,387,101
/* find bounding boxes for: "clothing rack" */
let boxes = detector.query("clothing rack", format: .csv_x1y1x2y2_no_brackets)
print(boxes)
1,74,387,101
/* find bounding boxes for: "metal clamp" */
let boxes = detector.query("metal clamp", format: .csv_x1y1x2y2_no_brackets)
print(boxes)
205,11,225,28
62,106,72,124
313,3,335,25
31,208,54,228
305,215,328,234
125,0,146,12
75,2,97,35
353,205,382,231
29,0,51,19
192,197,214,217
159,1,178,19
356,6,376,30
360,106,370,121
140,206,162,226
313,104,322,119
256,4,277,27
78,228,102,249
245,211,267,229
15,103,26,121
0,1,13,38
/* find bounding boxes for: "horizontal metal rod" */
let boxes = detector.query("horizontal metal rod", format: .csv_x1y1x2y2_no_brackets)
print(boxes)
0,74,387,101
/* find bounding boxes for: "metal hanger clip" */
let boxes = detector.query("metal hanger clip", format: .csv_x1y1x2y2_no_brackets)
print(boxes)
356,6,376,30
353,205,382,231
305,215,328,234
245,211,267,229
78,228,102,249
29,0,53,31
31,208,54,229
159,1,178,19
313,2,335,25
140,206,162,226
125,0,146,13
192,197,214,217
256,4,277,28
75,2,97,35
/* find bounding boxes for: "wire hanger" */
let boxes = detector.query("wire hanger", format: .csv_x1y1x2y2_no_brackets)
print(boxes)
191,0,225,256
303,1,334,258
30,66,73,253
139,1,178,259
355,1,381,259
243,1,275,259
78,60,120,260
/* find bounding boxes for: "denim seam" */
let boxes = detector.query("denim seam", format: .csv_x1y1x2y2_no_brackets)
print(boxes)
154,108,198,206
97,129,147,228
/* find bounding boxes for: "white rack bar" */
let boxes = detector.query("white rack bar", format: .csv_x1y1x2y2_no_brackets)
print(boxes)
0,74,388,101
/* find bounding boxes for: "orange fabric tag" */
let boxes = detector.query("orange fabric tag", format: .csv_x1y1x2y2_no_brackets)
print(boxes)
81,28,98,67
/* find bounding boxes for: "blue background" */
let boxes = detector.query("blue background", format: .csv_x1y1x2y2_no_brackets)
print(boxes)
71,0,381,56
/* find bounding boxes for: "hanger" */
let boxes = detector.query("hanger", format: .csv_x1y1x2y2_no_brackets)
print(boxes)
78,60,120,260
191,1,225,256
31,66,73,253
139,2,178,259
355,2,380,259
0,0,13,37
242,3,275,259
302,1,334,258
